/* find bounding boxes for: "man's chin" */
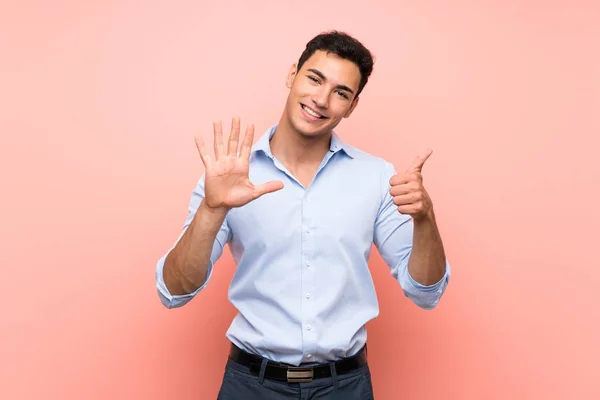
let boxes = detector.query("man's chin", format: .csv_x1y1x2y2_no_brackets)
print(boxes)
298,127,329,138
293,118,332,137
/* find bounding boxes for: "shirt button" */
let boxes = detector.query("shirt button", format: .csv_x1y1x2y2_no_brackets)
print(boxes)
305,228,310,234
306,325,312,331
307,354,312,359
306,262,310,267
305,293,311,299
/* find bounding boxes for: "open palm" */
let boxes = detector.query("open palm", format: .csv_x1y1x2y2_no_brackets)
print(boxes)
195,117,284,210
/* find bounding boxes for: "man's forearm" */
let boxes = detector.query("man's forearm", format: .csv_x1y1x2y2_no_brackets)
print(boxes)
163,200,229,295
407,209,447,286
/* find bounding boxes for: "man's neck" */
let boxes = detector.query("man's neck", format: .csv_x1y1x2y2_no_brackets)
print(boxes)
270,115,332,169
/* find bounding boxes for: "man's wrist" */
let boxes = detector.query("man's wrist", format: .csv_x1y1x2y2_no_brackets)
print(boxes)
413,208,436,225
199,199,229,221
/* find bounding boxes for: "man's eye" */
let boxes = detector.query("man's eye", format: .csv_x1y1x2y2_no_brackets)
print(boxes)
337,91,348,99
308,76,319,83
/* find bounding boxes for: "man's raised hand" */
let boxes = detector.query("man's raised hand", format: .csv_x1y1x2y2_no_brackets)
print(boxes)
389,149,434,221
195,117,284,211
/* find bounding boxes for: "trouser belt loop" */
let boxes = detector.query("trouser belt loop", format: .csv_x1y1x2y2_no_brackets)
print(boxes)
329,362,339,388
258,358,269,385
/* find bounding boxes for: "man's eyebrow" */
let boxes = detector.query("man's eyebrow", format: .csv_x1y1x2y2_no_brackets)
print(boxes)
306,68,355,95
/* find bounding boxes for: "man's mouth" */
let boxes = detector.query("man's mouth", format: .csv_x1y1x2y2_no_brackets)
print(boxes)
301,104,328,119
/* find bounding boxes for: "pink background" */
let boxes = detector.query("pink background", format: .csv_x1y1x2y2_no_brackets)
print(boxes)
1,1,599,399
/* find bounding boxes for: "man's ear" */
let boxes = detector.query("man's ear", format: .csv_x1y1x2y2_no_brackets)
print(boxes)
286,64,298,89
344,96,360,118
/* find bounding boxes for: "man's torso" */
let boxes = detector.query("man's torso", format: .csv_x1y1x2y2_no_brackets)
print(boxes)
223,127,391,366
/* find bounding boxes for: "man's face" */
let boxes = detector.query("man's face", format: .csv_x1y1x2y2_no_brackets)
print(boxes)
284,50,362,138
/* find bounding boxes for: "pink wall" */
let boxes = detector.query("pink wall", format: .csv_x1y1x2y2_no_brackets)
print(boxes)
2,1,599,399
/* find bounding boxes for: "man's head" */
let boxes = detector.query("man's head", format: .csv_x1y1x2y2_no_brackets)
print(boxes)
283,31,374,138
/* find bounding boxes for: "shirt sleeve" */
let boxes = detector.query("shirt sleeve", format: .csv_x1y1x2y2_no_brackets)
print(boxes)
155,175,232,309
373,161,451,310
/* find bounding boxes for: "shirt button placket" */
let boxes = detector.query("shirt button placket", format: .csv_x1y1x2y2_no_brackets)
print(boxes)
301,193,316,360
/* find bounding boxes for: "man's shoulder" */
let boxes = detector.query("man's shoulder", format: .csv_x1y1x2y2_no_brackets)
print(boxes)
343,143,394,171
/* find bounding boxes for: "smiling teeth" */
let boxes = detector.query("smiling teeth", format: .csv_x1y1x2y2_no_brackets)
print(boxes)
303,105,322,118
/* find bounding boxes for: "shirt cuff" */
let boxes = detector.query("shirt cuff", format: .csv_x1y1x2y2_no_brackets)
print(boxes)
155,253,212,309
407,259,451,292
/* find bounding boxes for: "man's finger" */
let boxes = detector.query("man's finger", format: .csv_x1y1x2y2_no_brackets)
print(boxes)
195,136,211,167
213,120,224,160
389,183,412,196
227,116,241,156
254,180,284,198
239,124,255,160
407,148,433,172
397,205,419,216
392,193,421,206
389,172,421,187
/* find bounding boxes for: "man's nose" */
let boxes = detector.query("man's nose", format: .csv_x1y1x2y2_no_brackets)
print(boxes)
311,88,329,109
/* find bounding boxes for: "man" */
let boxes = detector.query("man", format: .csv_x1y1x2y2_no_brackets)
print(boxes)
156,31,451,399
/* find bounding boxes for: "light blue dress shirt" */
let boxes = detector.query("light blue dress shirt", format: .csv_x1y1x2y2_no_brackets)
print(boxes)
156,124,451,366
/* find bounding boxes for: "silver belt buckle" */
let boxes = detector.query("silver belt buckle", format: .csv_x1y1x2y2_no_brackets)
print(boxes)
286,366,314,383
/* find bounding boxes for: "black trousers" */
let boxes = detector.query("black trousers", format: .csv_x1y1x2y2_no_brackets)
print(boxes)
216,356,375,400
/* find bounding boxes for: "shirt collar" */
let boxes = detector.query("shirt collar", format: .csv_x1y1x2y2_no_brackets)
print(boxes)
253,124,356,159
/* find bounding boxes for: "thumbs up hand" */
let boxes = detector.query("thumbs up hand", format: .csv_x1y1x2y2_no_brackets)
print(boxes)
389,149,434,221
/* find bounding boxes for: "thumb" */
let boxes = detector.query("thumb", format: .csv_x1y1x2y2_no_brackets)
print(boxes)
407,148,433,172
253,180,285,198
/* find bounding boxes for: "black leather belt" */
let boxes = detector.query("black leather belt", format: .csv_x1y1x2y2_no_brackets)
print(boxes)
228,343,368,383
